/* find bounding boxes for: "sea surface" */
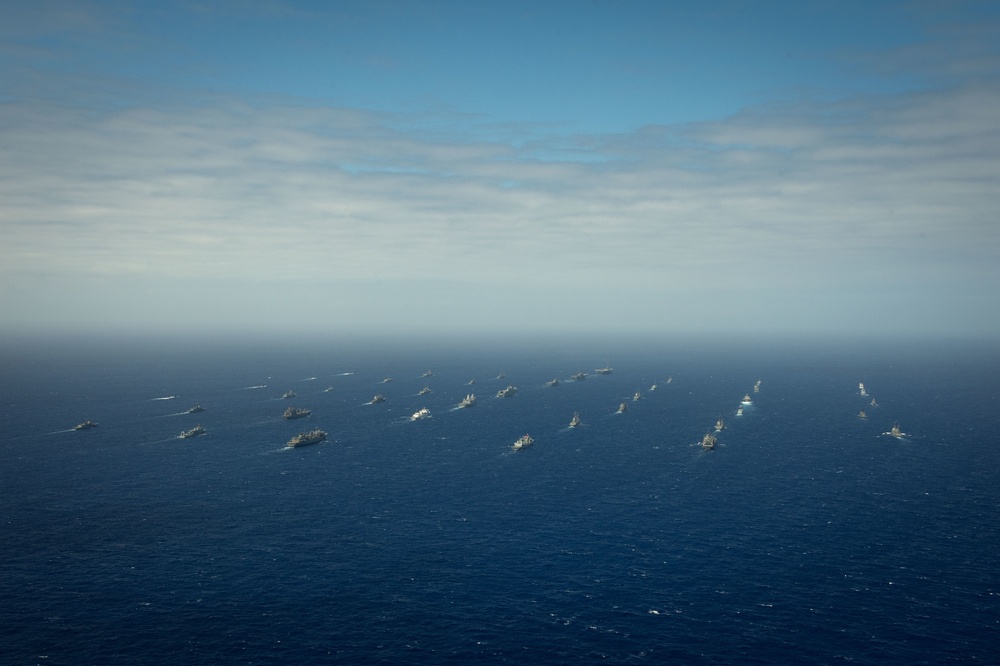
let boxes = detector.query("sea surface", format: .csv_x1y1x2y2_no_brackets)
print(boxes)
2,335,999,664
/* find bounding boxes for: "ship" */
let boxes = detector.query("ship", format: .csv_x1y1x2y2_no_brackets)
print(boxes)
617,402,628,414
512,434,534,451
858,410,868,420
741,393,753,405
283,406,311,419
371,394,386,404
715,417,725,432
595,367,613,375
754,379,762,393
633,390,641,401
179,424,205,439
496,385,518,398
569,412,581,428
73,420,98,430
282,390,297,399
545,378,560,387
458,394,477,408
186,404,205,414
736,406,744,416
870,398,878,407
418,386,432,395
570,371,587,381
701,432,717,450
885,423,908,439
287,429,327,447
410,408,431,421
859,382,868,396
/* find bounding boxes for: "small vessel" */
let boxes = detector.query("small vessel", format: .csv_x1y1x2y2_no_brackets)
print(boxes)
859,382,868,396
741,393,753,405
595,367,613,375
496,385,518,398
418,386,432,395
617,401,628,414
885,423,908,439
459,394,477,408
381,377,393,384
73,420,98,430
410,408,431,421
858,410,868,420
180,424,205,439
283,406,311,419
736,406,744,416
715,417,725,432
282,390,297,399
569,412,581,428
571,371,587,381
633,390,641,401
754,379,762,393
700,432,717,450
186,404,205,414
323,386,335,393
512,434,534,451
545,378,560,387
371,394,386,404
421,370,433,378
287,429,327,447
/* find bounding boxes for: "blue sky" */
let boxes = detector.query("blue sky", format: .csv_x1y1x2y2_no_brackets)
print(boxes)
2,0,999,338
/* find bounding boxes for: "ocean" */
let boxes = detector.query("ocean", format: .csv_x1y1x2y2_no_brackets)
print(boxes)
2,335,999,664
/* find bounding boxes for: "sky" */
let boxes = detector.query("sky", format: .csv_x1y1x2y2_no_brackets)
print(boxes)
1,0,999,340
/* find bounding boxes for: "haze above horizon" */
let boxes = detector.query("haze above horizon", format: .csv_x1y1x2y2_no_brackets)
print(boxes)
2,1,998,339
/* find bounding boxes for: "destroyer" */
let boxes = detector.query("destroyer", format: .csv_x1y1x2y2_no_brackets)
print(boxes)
858,410,868,420
701,432,718,450
287,429,326,447
186,404,205,414
180,424,205,439
545,378,560,387
570,372,587,381
282,390,297,399
418,386,432,395
859,382,868,396
884,423,909,439
617,401,628,414
512,434,534,451
371,394,386,404
715,417,725,432
569,412,581,428
410,408,431,421
633,390,641,401
736,406,744,416
595,367,613,375
283,406,311,419
459,394,477,408
496,385,517,398
73,420,98,430
741,393,753,405
421,370,433,378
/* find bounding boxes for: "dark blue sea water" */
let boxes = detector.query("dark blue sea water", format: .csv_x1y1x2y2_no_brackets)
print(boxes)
2,335,999,664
